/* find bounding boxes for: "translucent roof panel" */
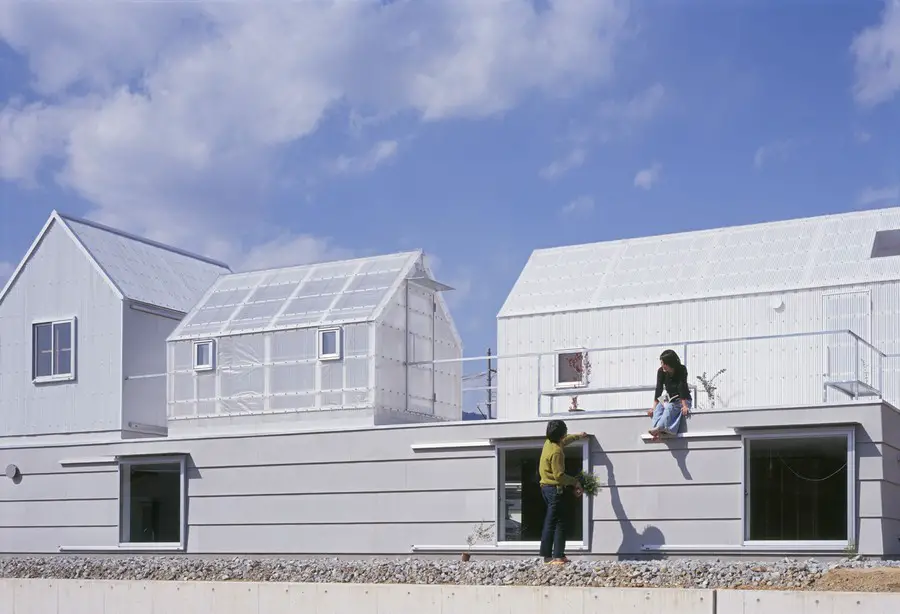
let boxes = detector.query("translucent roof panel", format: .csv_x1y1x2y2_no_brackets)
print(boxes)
499,207,900,318
169,251,421,340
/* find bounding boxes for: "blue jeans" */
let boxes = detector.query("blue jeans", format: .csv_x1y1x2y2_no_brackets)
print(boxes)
540,485,567,559
650,399,692,434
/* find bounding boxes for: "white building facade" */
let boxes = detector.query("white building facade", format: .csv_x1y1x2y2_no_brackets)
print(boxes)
1,208,899,560
496,209,900,419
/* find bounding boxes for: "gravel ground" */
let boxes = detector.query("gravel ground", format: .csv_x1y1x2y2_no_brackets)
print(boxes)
2,556,900,590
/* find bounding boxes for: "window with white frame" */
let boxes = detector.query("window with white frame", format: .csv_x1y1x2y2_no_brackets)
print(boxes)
193,339,215,371
318,327,342,360
32,318,75,382
556,350,589,388
743,428,854,546
119,457,186,547
497,440,589,547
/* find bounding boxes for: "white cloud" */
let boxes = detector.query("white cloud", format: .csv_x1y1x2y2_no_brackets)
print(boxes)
753,139,793,169
0,0,630,260
855,129,872,143
598,83,665,126
633,163,661,190
858,185,900,207
332,140,399,175
561,195,595,217
236,233,354,273
539,147,586,180
851,0,900,106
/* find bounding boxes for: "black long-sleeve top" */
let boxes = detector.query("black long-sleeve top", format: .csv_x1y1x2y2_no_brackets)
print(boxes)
654,365,692,402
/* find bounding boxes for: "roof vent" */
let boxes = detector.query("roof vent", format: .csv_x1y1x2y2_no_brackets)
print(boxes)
871,230,900,258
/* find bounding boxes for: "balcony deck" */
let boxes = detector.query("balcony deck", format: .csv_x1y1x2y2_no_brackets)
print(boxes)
407,329,900,420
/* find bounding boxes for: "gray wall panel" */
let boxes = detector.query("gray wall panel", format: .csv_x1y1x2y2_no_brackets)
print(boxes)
189,490,495,525
0,499,116,528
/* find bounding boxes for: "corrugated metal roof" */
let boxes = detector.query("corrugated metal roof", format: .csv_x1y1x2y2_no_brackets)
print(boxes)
499,207,900,318
168,251,424,341
59,214,230,313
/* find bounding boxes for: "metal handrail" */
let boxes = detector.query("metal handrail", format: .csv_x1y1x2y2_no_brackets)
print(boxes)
407,328,886,366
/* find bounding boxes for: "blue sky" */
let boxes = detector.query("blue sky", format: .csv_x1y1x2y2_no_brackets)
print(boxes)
0,0,898,356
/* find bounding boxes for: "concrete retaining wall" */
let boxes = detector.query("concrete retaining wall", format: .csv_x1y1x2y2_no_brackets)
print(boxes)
1,579,898,613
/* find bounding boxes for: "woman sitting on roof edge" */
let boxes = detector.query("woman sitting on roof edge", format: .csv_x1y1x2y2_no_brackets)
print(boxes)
538,420,588,565
647,349,692,440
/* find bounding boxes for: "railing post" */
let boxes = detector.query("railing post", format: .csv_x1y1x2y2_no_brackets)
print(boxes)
682,342,689,367
536,354,542,416
854,334,860,400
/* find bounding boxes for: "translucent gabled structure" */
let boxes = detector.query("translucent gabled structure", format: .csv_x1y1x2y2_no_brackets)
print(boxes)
166,251,462,430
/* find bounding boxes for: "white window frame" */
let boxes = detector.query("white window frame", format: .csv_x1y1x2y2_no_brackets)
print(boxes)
32,317,77,383
118,455,187,551
495,438,591,551
318,326,342,361
741,427,856,551
192,339,216,371
554,348,589,390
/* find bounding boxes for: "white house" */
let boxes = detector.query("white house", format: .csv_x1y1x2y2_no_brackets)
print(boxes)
163,251,463,433
496,208,900,418
0,208,898,559
0,212,229,441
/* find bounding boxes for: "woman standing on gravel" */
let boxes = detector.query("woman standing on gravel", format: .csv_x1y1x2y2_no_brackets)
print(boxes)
538,420,587,564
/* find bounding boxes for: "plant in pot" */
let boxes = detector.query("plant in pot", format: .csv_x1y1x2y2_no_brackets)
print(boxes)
576,471,604,497
461,522,494,562
696,368,726,409
567,351,592,412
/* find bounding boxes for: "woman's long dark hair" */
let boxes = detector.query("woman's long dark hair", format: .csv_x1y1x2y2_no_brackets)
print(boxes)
659,349,682,369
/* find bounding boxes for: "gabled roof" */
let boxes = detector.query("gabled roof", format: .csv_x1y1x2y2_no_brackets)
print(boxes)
499,206,900,318
0,211,231,313
168,251,427,341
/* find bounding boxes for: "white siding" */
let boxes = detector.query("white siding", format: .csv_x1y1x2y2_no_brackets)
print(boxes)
498,282,900,420
0,221,122,437
122,305,179,433
167,324,373,424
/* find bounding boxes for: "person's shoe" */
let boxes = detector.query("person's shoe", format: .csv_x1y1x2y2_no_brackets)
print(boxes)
543,557,553,564
648,428,660,437
549,557,569,565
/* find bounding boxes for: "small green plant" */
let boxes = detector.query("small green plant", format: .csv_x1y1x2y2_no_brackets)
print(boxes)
577,472,604,496
462,522,494,561
568,352,592,412
843,540,858,557
696,368,726,409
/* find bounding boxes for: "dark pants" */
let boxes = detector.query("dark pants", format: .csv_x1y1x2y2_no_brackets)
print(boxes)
540,485,567,559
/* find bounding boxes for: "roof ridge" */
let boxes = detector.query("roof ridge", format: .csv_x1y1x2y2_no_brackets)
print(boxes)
531,206,900,255
54,211,231,270
229,249,423,277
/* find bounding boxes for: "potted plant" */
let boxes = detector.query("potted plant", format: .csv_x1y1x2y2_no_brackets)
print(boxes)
461,522,494,562
568,351,592,412
696,368,726,409
576,471,603,496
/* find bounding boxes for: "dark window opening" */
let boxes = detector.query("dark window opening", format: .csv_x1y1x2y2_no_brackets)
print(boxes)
871,229,900,258
120,462,182,544
747,436,848,541
500,446,584,542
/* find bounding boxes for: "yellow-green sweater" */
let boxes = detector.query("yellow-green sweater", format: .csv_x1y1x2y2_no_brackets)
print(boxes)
538,434,581,487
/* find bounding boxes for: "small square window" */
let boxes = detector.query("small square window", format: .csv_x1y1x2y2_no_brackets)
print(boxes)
556,350,589,389
32,318,76,382
318,327,342,360
193,340,215,371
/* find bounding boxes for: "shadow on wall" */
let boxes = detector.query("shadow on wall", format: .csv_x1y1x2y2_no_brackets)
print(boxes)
601,458,666,561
